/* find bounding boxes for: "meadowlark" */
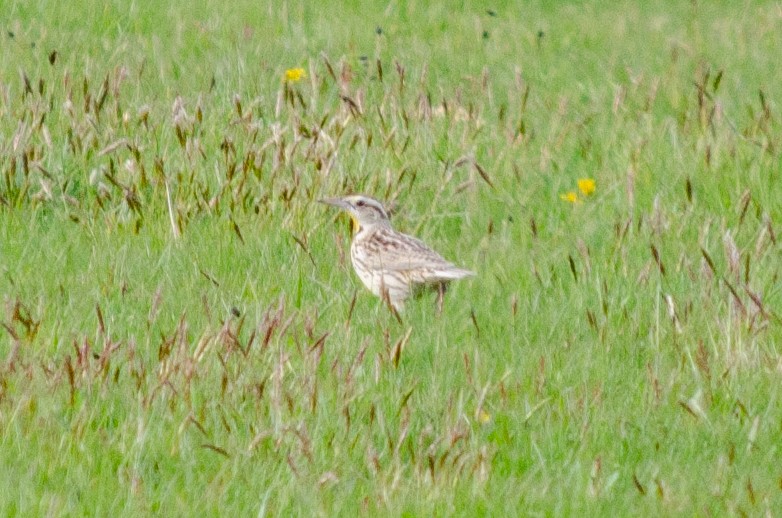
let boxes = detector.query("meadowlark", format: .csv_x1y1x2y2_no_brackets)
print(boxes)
320,194,474,313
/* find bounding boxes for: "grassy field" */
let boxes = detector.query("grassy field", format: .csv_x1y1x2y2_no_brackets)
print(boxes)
2,0,782,515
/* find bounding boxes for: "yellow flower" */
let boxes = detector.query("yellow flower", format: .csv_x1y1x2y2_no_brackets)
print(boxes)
284,68,306,82
478,409,491,424
577,178,596,196
560,191,579,203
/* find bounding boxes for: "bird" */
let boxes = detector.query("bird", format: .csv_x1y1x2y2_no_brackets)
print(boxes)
319,194,474,313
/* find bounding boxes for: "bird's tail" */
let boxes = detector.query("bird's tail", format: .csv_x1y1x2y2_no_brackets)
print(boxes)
434,267,475,280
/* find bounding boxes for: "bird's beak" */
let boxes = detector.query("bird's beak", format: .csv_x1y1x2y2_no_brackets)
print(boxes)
319,197,360,234
318,197,350,211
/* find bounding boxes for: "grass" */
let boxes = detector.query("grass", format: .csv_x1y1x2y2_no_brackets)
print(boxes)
2,0,782,515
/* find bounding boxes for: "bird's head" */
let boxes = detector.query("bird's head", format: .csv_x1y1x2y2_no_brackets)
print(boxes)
319,194,391,233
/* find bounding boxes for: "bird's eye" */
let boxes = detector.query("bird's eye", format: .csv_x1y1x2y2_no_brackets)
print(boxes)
356,200,365,207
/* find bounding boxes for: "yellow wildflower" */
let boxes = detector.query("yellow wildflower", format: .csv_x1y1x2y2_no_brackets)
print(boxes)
478,409,491,424
577,178,596,196
560,191,579,204
284,67,306,82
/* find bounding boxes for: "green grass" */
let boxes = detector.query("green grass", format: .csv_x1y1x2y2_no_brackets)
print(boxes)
2,0,782,515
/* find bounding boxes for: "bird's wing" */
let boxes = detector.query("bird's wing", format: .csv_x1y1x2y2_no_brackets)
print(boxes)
366,231,474,279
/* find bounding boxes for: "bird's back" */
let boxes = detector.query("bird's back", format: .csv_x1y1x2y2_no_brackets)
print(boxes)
355,226,474,284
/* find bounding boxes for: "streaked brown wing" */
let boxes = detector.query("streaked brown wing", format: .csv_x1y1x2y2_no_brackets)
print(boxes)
363,229,457,273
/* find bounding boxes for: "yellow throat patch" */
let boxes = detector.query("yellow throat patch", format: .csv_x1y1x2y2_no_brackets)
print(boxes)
350,216,360,234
